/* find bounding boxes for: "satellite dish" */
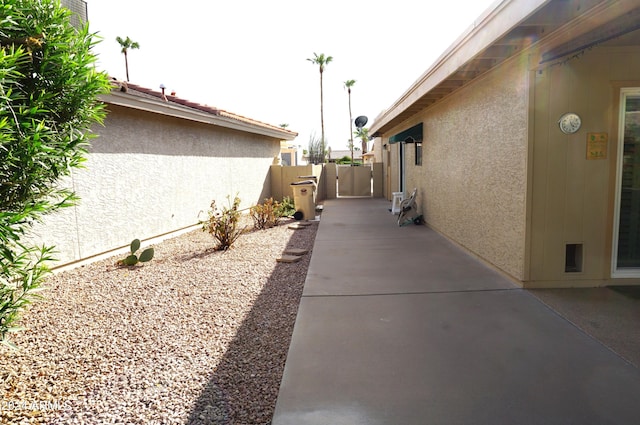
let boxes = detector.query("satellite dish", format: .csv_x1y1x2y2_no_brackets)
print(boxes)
355,115,368,129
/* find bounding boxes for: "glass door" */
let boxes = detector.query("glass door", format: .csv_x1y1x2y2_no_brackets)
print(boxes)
613,88,640,276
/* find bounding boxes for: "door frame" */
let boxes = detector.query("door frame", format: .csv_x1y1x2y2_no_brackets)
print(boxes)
611,87,640,277
399,142,406,193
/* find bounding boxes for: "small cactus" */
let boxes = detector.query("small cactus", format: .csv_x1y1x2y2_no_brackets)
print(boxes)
120,239,154,266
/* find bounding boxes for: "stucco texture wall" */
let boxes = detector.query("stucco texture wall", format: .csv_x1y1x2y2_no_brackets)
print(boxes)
29,105,280,265
403,58,530,280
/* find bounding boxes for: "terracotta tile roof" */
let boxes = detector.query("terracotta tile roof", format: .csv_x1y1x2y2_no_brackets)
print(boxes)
108,78,297,136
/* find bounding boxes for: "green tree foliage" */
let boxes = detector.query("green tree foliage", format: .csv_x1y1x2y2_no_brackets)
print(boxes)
355,127,370,154
336,155,352,165
0,0,111,347
115,35,139,82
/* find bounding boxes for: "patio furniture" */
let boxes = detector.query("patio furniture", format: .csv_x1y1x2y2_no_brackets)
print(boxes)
391,192,404,214
398,188,418,226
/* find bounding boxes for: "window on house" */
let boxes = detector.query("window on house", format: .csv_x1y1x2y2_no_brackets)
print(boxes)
415,142,422,166
281,152,292,166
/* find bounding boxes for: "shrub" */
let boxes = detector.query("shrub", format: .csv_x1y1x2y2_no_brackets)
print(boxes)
277,196,296,218
201,195,246,250
0,245,53,348
0,0,110,347
250,198,281,230
307,133,326,164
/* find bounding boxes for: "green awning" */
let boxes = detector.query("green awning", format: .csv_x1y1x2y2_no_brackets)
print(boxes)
389,123,423,144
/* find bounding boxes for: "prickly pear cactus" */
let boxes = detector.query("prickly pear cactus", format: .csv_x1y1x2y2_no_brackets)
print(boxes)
138,247,154,263
119,239,154,266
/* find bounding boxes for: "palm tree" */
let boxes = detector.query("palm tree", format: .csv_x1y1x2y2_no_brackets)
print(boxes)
344,79,356,164
355,127,370,154
307,52,333,162
116,36,140,82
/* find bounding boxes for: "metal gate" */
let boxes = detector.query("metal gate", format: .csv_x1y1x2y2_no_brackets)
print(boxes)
337,164,372,197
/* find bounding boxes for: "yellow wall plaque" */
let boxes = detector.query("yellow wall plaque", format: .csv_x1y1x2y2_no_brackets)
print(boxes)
587,133,608,160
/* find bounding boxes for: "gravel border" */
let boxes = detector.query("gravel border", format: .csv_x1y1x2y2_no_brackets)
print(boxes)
1,217,318,424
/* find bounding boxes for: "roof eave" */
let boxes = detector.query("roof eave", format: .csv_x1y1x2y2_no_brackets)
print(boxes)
371,0,552,136
372,0,640,137
99,92,298,141
371,0,640,137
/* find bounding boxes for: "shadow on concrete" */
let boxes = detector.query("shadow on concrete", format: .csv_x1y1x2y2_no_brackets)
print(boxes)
185,220,318,424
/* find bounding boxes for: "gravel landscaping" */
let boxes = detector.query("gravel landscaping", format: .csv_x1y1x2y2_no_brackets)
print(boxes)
1,217,318,424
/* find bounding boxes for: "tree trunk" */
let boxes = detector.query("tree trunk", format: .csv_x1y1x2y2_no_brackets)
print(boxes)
319,69,325,163
124,50,130,82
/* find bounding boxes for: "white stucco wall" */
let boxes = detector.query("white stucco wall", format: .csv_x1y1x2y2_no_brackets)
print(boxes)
29,105,281,266
399,58,530,280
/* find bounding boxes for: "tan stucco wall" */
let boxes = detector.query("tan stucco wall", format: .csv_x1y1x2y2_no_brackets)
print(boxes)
271,164,324,201
30,105,280,266
529,45,640,287
387,57,530,280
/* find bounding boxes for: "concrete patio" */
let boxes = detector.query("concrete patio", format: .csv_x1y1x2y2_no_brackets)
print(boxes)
272,197,640,425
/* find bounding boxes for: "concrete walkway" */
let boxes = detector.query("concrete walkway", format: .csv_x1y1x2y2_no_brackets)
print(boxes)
272,198,640,425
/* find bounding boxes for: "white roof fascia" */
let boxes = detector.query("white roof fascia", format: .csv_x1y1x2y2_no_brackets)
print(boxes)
99,91,297,141
370,0,550,134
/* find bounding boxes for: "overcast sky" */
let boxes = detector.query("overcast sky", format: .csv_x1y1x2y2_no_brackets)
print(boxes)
85,0,498,151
